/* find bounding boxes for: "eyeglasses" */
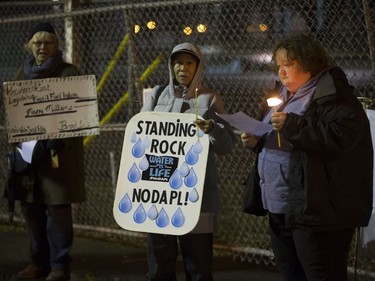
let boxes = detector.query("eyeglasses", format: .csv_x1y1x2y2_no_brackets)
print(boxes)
32,41,54,47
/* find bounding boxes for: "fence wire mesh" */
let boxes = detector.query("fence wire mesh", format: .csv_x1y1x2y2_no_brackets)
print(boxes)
0,0,375,279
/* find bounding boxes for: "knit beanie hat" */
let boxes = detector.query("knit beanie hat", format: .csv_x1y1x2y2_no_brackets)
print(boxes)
28,22,56,41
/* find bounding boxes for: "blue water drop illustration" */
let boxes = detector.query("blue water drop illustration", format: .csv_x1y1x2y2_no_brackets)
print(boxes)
139,156,149,171
198,128,204,137
147,205,158,220
188,188,199,202
169,169,183,189
171,207,185,228
132,139,145,158
133,204,146,223
118,193,132,213
184,168,197,187
128,163,141,182
179,162,189,177
185,146,199,165
141,136,150,149
130,132,137,143
156,208,169,228
192,140,202,154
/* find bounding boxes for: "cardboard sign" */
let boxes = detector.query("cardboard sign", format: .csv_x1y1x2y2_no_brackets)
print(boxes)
3,75,99,143
113,112,209,235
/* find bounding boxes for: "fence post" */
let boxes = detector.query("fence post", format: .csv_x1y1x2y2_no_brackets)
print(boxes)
362,0,375,74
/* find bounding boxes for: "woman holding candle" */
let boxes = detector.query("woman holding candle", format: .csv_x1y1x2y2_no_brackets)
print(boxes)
241,34,373,281
141,42,235,281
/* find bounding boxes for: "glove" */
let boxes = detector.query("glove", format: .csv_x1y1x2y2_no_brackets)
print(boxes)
46,140,65,156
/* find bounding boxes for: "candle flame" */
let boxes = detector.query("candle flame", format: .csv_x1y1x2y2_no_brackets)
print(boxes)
267,97,282,107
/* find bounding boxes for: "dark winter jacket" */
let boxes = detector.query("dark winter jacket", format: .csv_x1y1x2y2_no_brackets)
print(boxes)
8,58,86,204
283,67,373,231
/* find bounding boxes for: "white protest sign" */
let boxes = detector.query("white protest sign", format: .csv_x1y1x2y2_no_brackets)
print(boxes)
3,75,99,143
359,109,375,258
113,112,209,235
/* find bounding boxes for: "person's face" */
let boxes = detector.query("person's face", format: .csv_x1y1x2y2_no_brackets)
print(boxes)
275,48,312,94
31,33,57,65
173,52,198,86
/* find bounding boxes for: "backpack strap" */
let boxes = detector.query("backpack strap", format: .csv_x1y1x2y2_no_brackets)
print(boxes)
154,84,168,107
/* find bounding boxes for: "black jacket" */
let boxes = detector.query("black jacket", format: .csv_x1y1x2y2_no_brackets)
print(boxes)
283,67,373,231
8,62,86,204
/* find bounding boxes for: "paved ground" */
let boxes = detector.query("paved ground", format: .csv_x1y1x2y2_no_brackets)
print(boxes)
0,223,282,281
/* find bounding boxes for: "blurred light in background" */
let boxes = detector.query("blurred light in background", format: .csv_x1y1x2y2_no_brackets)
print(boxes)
183,26,193,36
246,24,255,33
196,23,207,33
259,23,268,32
147,20,156,30
134,24,141,34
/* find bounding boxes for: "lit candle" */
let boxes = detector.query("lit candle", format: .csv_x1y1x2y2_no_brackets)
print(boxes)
267,97,282,148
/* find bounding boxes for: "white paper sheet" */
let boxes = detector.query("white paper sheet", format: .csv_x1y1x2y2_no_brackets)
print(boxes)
17,140,37,164
216,111,273,137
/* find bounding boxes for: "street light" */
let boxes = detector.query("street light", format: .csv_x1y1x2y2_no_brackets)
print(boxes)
134,24,141,34
147,20,156,30
183,26,193,36
259,23,268,32
196,24,207,33
246,24,255,33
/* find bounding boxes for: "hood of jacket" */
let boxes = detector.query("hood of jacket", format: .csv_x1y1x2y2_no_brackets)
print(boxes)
168,42,203,99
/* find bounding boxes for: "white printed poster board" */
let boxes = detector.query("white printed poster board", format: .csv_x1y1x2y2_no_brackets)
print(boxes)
3,75,99,143
113,112,209,235
360,109,375,259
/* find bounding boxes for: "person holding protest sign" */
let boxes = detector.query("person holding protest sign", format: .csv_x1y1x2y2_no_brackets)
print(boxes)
6,22,85,281
141,42,236,281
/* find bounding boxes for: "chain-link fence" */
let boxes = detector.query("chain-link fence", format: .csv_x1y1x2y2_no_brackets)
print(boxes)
1,0,375,279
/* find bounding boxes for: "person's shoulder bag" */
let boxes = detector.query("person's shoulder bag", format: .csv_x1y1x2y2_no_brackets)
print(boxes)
242,154,267,216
